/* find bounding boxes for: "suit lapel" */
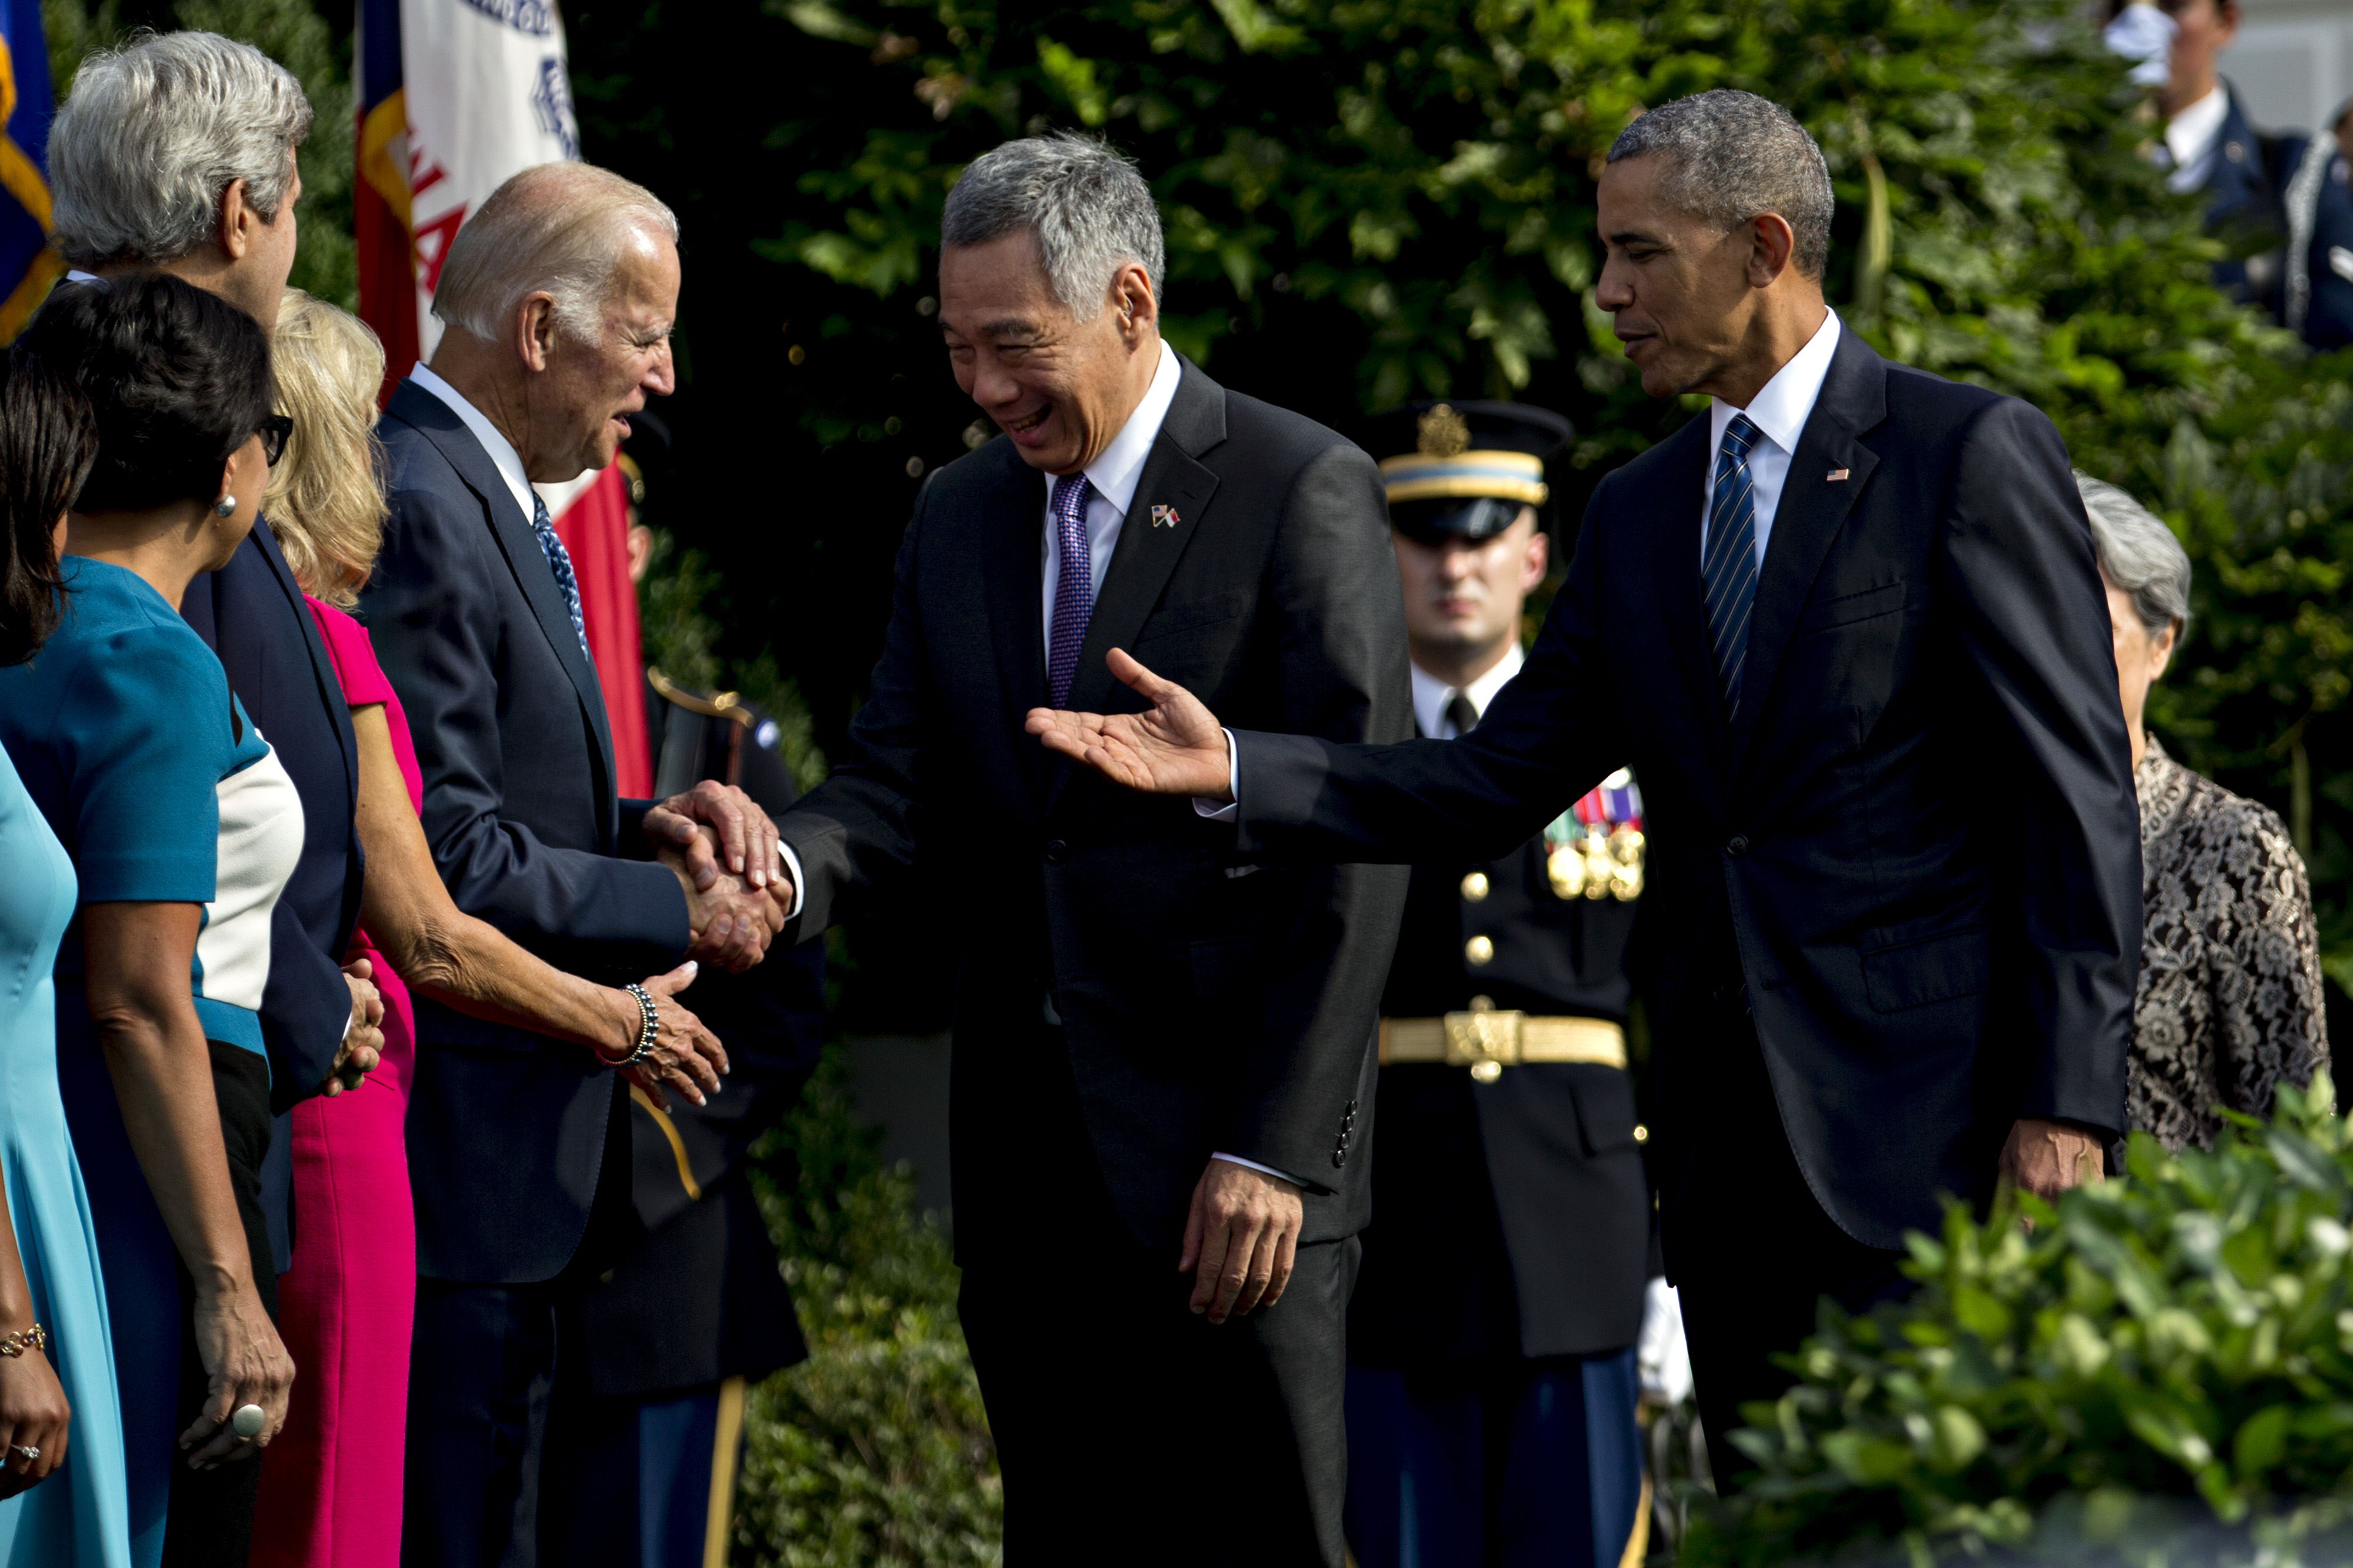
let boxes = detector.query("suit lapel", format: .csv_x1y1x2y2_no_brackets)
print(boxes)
1727,332,1888,772
1046,358,1227,813
388,382,619,819
1645,416,1729,779
247,520,366,935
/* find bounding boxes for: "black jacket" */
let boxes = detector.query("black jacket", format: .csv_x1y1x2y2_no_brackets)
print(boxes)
1231,329,2141,1255
181,519,368,1269
364,379,691,1285
1353,815,1649,1364
180,520,364,1109
779,355,1411,1251
579,686,825,1400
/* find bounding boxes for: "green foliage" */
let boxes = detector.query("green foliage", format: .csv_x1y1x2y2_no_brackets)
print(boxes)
41,0,358,311
734,1049,1001,1567
1689,1073,2353,1566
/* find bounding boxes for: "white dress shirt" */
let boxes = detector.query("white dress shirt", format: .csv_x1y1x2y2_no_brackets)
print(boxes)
1409,642,1524,738
1041,338,1181,649
407,363,538,526
1699,309,1842,570
2164,86,2231,194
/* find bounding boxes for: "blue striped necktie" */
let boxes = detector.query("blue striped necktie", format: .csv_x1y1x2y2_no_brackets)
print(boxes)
1702,413,1762,718
528,492,592,662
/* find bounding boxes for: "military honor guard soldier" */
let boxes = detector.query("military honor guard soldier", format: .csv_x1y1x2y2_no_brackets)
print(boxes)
1343,401,1652,1568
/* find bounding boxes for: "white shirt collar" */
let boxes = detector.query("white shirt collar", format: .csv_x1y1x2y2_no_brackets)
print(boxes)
406,362,538,526
2166,86,2231,176
1708,309,1841,459
1410,640,1525,738
1045,339,1178,518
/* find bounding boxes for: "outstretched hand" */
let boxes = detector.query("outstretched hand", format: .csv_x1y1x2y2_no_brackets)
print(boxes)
1024,649,1232,798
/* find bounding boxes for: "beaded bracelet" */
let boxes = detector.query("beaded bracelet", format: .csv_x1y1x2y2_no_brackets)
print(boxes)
611,983,659,1070
0,1325,47,1359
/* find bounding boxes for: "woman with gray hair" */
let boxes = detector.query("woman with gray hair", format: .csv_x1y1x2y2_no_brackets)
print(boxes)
2077,473,2328,1151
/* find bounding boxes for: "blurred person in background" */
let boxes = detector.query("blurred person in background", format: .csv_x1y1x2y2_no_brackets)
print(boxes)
249,290,729,1568
2103,1,2353,346
2075,474,2329,1151
2,273,298,1568
1342,401,1651,1568
48,28,385,1293
359,162,785,1567
0,345,126,1566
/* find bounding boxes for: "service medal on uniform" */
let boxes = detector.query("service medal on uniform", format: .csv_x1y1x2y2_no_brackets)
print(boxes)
1343,401,1654,1568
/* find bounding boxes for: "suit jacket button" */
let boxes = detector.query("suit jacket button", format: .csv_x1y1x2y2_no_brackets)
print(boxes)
1725,834,1750,858
1044,839,1067,863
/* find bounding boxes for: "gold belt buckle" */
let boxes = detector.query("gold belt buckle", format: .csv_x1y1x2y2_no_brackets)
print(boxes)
1444,1009,1523,1081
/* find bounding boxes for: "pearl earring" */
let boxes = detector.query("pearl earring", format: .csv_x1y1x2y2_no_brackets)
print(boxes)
214,496,237,518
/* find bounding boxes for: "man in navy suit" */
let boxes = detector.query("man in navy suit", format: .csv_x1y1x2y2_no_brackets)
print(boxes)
359,161,788,1567
1034,91,2143,1486
46,31,386,1288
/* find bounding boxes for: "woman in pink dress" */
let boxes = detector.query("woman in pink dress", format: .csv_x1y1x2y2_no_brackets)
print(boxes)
248,292,732,1568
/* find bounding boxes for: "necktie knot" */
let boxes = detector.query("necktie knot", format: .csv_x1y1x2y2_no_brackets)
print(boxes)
1719,412,1760,462
1445,692,1479,737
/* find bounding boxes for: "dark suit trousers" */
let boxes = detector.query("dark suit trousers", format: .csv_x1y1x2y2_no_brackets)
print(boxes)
1662,998,1911,1489
401,1088,633,1568
954,1022,1358,1567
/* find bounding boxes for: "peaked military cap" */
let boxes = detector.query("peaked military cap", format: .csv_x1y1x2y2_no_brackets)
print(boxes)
1368,399,1576,545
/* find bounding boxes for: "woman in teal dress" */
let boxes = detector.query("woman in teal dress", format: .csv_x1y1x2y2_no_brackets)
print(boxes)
0,344,131,1566
0,278,295,1568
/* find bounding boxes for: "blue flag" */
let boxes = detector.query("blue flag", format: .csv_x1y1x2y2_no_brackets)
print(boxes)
0,0,56,342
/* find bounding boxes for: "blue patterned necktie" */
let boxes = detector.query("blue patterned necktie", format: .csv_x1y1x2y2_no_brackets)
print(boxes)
528,492,591,662
1046,473,1095,708
1702,413,1762,719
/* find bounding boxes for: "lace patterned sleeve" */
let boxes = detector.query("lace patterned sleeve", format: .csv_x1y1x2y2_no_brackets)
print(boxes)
2211,799,2329,1121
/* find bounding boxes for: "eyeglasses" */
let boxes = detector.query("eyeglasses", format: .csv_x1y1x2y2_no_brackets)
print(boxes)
255,415,293,467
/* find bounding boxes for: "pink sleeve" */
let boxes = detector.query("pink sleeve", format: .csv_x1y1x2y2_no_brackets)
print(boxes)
306,596,426,816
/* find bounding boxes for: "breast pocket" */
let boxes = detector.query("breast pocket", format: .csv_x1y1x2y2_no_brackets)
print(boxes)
1132,590,1253,655
1795,579,1907,639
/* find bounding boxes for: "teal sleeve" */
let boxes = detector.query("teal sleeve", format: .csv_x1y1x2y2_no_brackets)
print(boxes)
62,625,231,903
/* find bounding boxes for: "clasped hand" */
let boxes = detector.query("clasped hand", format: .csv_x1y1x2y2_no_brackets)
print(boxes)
646,780,792,972
1025,648,1233,798
322,958,386,1097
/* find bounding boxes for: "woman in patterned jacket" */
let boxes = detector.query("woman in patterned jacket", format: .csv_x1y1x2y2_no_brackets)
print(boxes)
2077,474,2330,1152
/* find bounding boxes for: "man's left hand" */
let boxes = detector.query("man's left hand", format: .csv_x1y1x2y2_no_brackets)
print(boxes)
1999,1116,2105,1202
644,781,781,896
1179,1159,1302,1325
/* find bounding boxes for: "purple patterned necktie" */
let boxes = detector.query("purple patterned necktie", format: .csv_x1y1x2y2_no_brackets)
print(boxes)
1046,473,1095,708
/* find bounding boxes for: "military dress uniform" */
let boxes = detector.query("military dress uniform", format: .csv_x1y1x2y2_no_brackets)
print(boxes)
1342,404,1652,1568
535,672,826,1568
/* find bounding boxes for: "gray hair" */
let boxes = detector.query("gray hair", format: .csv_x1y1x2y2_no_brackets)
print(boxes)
941,134,1166,318
432,163,679,344
2076,473,2192,637
1607,90,1835,279
51,31,312,269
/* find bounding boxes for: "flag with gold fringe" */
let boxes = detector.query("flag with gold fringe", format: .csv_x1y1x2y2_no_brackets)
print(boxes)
0,0,57,342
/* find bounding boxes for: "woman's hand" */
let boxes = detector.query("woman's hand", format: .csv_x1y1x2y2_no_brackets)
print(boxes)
602,962,729,1110
178,1279,294,1467
0,1340,68,1498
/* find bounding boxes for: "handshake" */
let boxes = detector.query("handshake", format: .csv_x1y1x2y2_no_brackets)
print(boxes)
644,779,799,972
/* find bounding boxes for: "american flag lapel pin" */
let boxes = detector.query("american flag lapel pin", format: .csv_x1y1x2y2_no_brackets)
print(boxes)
1150,503,1180,528
1825,468,1851,482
